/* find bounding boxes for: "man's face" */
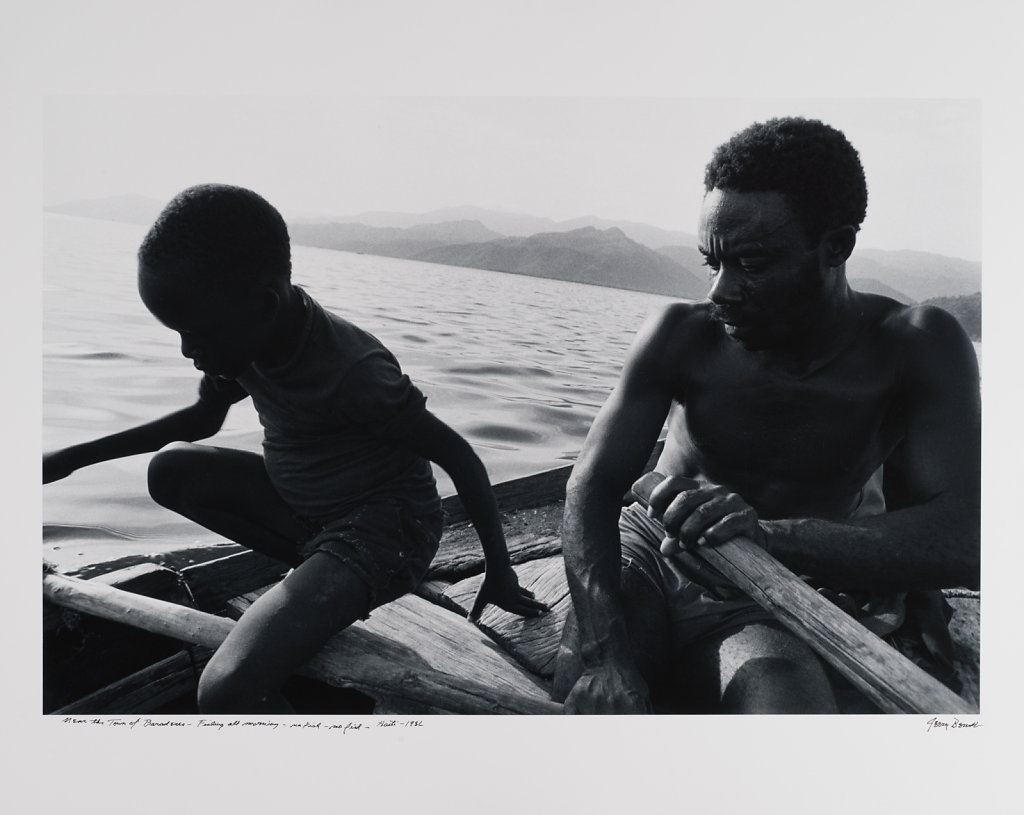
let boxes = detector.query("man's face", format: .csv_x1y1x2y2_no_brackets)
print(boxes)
138,263,272,380
698,188,827,351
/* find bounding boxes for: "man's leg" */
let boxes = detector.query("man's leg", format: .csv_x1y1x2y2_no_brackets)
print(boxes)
196,552,372,713
147,443,308,565
679,622,837,714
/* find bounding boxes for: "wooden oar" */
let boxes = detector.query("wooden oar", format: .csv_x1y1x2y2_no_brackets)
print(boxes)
42,566,562,715
631,472,976,714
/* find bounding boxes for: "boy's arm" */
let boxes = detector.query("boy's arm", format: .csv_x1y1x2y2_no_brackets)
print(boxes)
43,379,238,483
402,410,548,619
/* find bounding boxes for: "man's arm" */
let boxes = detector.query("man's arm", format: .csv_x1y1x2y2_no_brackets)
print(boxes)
402,410,548,619
654,305,981,592
43,383,235,483
561,306,684,712
768,305,980,590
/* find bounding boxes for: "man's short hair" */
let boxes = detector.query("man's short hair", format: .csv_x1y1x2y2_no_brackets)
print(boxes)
138,184,291,293
703,117,868,242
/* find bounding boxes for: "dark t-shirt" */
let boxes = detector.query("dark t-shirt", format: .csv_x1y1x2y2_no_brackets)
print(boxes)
200,289,439,523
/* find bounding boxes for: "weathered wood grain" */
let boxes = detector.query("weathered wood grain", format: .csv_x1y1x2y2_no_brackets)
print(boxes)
443,554,571,677
44,570,560,713
946,593,980,709
429,529,562,580
229,588,553,708
178,550,290,612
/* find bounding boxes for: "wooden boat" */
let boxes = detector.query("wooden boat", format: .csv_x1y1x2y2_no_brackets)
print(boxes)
42,452,981,716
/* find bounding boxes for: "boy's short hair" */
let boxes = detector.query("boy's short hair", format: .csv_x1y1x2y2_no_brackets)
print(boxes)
138,184,291,293
703,117,868,242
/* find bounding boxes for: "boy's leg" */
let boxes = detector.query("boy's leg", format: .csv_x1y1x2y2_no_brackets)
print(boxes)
197,551,372,713
147,443,308,565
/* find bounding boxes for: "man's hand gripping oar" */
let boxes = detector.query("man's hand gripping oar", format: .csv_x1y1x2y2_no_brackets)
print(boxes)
631,472,976,715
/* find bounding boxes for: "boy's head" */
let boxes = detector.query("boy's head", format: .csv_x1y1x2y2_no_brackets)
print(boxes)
138,184,291,295
137,185,293,379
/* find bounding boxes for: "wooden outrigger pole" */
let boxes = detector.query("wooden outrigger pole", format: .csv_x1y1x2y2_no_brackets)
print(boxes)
42,566,561,715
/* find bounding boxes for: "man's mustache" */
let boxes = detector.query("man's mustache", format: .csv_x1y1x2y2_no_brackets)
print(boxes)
708,304,746,323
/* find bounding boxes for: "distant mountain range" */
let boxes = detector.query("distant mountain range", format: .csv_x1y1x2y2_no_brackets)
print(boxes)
412,226,708,299
317,205,699,249
45,194,163,225
847,249,981,302
45,195,981,308
288,220,505,260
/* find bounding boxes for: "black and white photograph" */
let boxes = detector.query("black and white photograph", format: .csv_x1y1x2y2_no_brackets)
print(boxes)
40,96,983,719
6,1,1021,812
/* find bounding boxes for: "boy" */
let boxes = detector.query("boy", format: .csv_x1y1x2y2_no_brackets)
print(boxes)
43,184,546,713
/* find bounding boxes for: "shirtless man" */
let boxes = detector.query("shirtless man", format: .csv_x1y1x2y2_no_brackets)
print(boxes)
553,117,981,714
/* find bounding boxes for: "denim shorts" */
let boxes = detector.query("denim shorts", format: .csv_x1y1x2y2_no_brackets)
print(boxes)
296,500,443,617
618,502,776,645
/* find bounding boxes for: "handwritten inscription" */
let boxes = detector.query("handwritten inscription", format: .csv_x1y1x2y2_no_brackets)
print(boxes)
60,716,424,733
925,716,981,732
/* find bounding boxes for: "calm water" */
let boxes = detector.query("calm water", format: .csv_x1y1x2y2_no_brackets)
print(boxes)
43,214,680,570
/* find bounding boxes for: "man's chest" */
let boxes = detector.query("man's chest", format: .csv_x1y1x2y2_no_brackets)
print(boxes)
675,352,902,487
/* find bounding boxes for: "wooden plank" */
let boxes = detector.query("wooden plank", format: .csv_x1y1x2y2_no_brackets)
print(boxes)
631,472,976,715
178,550,290,612
444,554,571,677
44,570,560,714
413,578,461,614
946,593,980,709
53,647,213,715
441,466,572,525
229,588,552,703
429,529,562,580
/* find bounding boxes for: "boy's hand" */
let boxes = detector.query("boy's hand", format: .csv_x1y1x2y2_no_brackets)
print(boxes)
469,565,549,621
43,450,78,484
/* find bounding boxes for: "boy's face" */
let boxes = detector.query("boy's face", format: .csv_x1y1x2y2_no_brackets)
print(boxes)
138,262,275,380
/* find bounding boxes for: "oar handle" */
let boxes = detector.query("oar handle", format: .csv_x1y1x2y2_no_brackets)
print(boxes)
629,472,976,715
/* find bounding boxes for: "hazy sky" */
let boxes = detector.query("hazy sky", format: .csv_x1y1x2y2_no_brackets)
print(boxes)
44,96,981,260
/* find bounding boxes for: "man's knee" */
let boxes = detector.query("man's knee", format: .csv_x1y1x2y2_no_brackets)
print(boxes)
721,655,835,713
715,624,837,714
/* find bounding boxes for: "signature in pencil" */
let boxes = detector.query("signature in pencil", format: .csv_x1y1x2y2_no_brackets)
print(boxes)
925,716,981,732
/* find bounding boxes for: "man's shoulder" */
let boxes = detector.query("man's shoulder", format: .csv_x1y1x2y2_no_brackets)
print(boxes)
638,300,718,348
864,293,972,352
619,301,722,389
855,293,978,387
